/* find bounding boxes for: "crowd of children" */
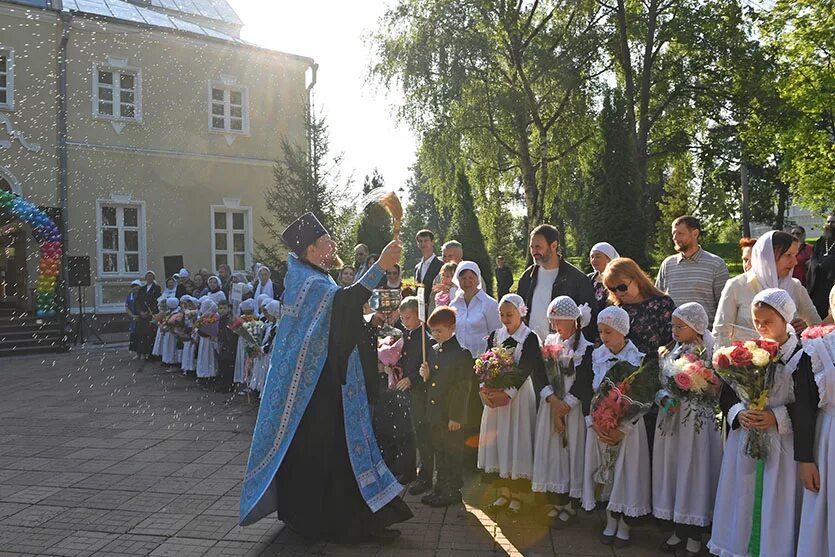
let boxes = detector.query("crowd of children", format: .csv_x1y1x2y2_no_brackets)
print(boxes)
380,282,835,556
125,271,280,399
127,261,835,555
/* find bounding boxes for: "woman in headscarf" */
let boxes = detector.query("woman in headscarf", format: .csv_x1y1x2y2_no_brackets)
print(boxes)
449,261,502,358
191,274,208,298
713,230,821,347
588,243,620,308
206,275,227,304
252,265,275,300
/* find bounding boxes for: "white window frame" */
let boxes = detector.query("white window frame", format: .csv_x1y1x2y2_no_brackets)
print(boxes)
210,204,253,273
207,81,249,136
95,200,147,279
0,46,14,111
92,62,143,123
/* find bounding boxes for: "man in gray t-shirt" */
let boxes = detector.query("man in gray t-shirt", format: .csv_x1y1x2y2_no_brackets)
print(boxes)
656,216,729,323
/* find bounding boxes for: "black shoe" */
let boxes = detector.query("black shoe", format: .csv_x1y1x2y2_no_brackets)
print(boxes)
429,492,461,508
408,479,433,496
599,532,615,546
421,493,440,505
613,536,630,549
370,528,401,543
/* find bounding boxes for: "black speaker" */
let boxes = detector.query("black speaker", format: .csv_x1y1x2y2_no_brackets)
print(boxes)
66,255,91,287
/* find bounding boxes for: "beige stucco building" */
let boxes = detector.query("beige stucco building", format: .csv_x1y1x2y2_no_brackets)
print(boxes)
0,0,314,314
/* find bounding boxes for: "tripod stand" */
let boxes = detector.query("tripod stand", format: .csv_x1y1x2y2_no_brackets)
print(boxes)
73,284,105,345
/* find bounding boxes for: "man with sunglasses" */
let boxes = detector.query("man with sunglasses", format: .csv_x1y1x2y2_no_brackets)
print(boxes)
516,224,599,341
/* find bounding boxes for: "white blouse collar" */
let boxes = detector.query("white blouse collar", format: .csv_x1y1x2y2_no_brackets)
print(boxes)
495,322,533,346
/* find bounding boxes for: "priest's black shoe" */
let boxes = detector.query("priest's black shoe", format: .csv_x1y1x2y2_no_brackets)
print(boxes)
408,479,432,496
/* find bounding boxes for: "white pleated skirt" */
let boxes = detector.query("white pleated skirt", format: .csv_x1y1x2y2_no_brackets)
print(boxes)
532,400,586,498
582,417,651,517
652,401,723,526
477,377,536,481
152,328,163,356
161,331,179,365
233,338,246,383
707,426,801,557
180,340,196,371
195,337,217,378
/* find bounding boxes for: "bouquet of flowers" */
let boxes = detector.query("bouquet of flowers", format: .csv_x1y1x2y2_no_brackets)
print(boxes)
659,349,721,434
541,340,576,445
195,312,219,338
712,339,780,459
399,278,423,299
378,336,404,389
801,324,835,340
230,317,266,359
474,346,526,408
590,358,660,490
165,312,190,341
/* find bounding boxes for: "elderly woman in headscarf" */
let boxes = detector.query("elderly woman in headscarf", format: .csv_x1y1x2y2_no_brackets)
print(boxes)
449,261,502,358
588,243,620,308
252,265,275,300
713,230,821,347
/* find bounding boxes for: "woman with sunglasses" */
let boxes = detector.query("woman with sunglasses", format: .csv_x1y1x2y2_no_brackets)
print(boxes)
601,258,676,356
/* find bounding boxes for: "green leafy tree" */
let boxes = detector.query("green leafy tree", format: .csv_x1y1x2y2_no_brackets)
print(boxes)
400,163,451,274
370,0,604,238
583,90,649,267
449,168,494,296
256,109,348,272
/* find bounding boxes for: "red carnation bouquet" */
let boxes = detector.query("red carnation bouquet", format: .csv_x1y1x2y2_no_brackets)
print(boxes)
474,346,526,408
590,358,660,489
659,349,721,434
712,338,780,459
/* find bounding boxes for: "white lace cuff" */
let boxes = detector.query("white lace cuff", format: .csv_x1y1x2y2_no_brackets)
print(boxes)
584,415,593,428
773,405,792,435
564,393,580,409
655,389,671,406
727,403,746,427
541,386,554,400
504,387,518,400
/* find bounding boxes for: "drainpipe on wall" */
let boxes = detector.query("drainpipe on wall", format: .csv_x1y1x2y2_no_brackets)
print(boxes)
57,7,72,323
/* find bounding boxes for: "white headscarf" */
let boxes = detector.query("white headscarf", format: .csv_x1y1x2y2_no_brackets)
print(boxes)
753,287,797,324
673,302,715,353
751,231,795,291
452,261,483,290
590,242,620,262
178,267,190,278
547,296,592,328
498,294,528,318
199,298,217,314
597,306,630,337
165,297,179,310
253,265,275,300
239,299,257,313
265,300,282,319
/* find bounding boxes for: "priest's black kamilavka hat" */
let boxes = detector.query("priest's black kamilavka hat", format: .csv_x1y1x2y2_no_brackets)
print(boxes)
282,212,329,256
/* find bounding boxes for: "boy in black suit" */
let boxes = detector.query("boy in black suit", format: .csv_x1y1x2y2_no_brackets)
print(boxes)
418,306,476,507
393,296,437,495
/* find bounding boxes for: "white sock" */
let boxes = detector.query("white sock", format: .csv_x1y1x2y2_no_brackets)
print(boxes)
604,511,618,536
686,538,701,553
546,505,558,518
616,517,631,540
666,533,681,545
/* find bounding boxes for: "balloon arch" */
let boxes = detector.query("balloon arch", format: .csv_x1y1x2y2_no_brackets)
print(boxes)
0,189,62,316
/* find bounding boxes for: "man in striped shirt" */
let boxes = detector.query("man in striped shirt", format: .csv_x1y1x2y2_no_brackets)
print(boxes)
655,216,730,323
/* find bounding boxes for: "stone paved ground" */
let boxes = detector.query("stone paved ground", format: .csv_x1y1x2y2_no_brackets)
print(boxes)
0,347,667,556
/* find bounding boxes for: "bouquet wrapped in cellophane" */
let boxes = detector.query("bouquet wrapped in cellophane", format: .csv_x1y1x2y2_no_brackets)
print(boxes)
590,358,660,490
541,339,576,446
230,316,266,359
474,346,526,408
659,349,721,434
712,339,780,460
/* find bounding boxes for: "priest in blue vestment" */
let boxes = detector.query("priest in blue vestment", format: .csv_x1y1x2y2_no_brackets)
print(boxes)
239,212,412,543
